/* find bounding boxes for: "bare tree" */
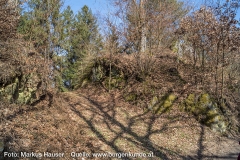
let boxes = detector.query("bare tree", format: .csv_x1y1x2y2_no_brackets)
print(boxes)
177,0,240,101
110,0,188,79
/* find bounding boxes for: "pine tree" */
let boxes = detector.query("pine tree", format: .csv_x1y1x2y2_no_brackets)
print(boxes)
18,0,67,90
69,5,102,61
18,0,63,56
66,5,102,89
60,6,74,54
18,2,102,90
57,6,75,90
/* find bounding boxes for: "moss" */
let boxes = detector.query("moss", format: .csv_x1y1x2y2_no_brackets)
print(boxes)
198,93,211,107
0,87,4,96
0,77,19,102
192,93,211,116
148,96,158,110
167,94,176,102
5,84,14,95
211,121,227,133
17,87,36,104
154,94,176,114
181,93,228,133
81,79,89,88
104,74,125,90
124,93,137,102
17,92,26,104
17,91,32,104
59,86,69,92
0,69,42,104
186,94,195,105
184,94,195,112
104,77,114,90
205,110,220,126
206,109,218,118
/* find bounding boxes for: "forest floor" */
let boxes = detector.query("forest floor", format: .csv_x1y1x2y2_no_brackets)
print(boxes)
0,85,239,160
1,51,240,159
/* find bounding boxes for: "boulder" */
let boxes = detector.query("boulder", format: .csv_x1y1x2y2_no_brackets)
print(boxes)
148,93,176,114
181,93,227,133
0,73,43,105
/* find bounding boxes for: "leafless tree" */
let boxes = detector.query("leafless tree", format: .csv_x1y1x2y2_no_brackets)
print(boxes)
177,0,240,102
110,0,188,79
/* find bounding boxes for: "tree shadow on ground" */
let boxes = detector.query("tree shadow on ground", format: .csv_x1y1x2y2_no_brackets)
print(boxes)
188,116,239,160
68,93,196,160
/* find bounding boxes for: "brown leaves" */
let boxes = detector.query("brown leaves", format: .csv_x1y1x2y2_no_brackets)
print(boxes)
0,0,19,41
176,1,240,102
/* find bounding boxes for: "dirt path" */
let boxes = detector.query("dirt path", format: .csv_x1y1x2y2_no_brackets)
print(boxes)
60,91,240,160
1,90,239,160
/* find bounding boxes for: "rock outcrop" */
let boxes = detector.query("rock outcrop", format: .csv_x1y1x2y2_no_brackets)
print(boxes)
0,40,50,105
181,93,228,133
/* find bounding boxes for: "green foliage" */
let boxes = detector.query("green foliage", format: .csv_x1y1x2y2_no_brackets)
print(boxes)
69,5,102,61
60,6,74,53
146,94,177,114
181,93,227,133
63,5,102,89
18,2,102,91
71,54,97,89
18,0,68,92
103,68,125,90
18,0,63,54
185,94,195,106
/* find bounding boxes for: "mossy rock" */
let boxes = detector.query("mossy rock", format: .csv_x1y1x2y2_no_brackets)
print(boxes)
81,78,89,88
198,93,211,107
205,113,221,126
181,93,228,133
0,72,42,105
18,92,28,104
180,94,195,112
17,90,32,104
185,94,195,106
152,93,176,114
91,65,105,82
0,77,19,102
148,96,158,110
124,93,137,102
211,121,227,133
104,74,125,90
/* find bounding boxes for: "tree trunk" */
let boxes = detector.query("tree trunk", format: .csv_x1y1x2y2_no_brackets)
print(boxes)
139,0,146,53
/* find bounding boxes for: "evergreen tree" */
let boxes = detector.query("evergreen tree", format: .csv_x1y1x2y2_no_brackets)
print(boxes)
18,2,102,90
58,6,75,90
60,6,74,54
18,0,68,90
69,5,102,61
66,5,102,89
18,0,63,57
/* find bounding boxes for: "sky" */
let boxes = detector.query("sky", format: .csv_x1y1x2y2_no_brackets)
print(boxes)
63,0,240,25
63,0,205,14
63,0,111,15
